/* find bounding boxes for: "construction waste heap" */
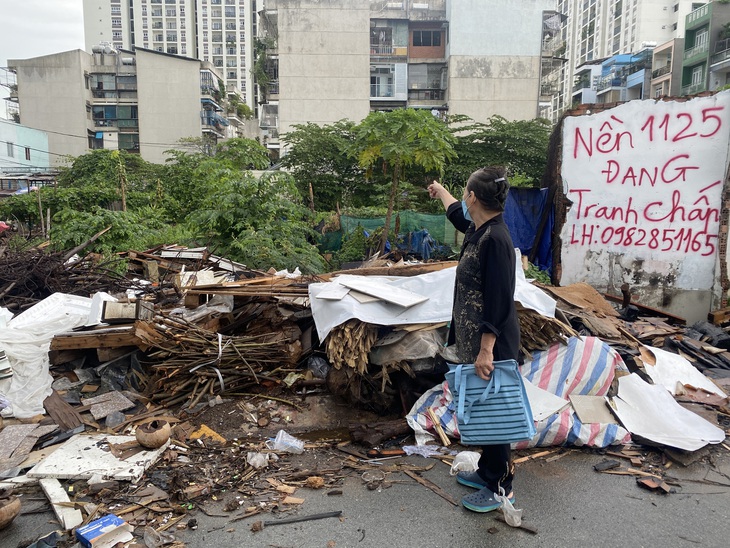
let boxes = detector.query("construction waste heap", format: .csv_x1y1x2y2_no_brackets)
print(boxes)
0,239,728,546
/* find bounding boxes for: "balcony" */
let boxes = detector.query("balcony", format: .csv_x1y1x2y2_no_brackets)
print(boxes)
712,39,730,66
408,89,445,101
684,42,709,61
686,4,710,29
682,82,706,95
572,79,591,93
652,65,671,79
596,75,623,92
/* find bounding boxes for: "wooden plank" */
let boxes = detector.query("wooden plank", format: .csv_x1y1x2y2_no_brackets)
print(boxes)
51,327,142,351
97,346,137,363
43,390,83,431
403,469,457,506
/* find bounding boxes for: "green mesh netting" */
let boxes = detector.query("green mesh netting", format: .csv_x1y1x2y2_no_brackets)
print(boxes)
340,212,459,246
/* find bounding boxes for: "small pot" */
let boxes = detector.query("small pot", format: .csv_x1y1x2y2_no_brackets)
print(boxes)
0,496,21,530
135,420,172,449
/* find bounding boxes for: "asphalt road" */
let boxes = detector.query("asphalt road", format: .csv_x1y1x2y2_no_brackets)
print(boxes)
3,445,729,548
172,447,730,548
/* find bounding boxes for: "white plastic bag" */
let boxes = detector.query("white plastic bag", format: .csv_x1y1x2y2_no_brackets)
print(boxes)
496,487,524,527
0,294,93,418
246,452,270,469
449,451,481,476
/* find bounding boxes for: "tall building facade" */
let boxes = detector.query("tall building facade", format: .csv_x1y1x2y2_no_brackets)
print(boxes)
9,48,228,164
259,0,552,153
545,0,704,121
83,0,255,111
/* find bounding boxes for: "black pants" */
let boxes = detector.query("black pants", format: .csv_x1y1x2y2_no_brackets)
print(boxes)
477,443,513,494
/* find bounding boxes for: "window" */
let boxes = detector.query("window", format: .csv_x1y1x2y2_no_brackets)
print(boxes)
695,29,708,49
691,65,703,85
6,142,14,157
413,30,441,47
25,148,30,161
112,31,122,39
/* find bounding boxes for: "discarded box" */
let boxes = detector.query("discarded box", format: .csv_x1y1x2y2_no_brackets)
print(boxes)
75,514,133,548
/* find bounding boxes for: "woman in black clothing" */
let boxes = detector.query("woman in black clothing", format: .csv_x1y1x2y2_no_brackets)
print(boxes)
428,166,520,513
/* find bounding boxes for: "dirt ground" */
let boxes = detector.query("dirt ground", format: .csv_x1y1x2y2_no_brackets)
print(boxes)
186,390,399,443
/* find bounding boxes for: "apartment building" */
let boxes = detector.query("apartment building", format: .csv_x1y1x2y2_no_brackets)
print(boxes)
681,1,730,94
83,0,255,111
545,0,702,120
9,48,228,164
257,0,551,152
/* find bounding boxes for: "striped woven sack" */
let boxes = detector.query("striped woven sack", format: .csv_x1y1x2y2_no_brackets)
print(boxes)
445,360,536,445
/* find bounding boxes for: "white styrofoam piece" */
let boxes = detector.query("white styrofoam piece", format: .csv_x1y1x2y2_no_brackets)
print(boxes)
610,373,726,451
28,434,169,482
85,292,118,326
39,477,83,530
7,293,92,331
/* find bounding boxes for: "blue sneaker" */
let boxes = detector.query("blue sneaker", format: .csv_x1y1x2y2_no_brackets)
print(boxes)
456,470,489,489
461,487,515,513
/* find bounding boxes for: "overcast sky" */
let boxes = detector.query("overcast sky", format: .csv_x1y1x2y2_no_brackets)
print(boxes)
0,0,85,68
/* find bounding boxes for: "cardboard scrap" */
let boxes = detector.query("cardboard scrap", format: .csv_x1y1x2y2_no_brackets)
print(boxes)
610,374,726,452
76,514,133,548
569,395,618,425
523,379,570,421
189,424,226,444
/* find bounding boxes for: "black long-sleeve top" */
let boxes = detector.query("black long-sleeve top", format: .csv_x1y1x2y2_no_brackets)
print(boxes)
445,201,520,363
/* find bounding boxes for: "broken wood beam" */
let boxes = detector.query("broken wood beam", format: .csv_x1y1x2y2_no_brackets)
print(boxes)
402,470,457,506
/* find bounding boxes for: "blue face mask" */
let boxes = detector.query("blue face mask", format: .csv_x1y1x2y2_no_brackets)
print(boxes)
461,199,472,222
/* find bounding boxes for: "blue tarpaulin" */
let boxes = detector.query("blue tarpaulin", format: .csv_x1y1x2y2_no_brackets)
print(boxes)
504,188,553,274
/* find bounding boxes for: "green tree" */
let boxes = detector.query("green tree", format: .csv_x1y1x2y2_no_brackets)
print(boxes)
444,115,551,190
280,121,365,211
352,109,457,253
190,171,325,273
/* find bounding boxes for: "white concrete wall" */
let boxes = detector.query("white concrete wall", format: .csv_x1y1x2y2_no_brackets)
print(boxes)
272,0,371,142
0,120,50,172
446,0,554,121
135,49,203,164
632,0,677,52
9,51,93,165
84,0,113,51
559,92,730,323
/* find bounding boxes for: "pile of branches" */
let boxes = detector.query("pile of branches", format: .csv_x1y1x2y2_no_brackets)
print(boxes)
136,313,302,408
0,247,138,312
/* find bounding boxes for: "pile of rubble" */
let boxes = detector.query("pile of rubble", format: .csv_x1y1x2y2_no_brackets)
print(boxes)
0,243,728,546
